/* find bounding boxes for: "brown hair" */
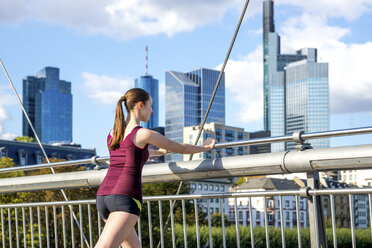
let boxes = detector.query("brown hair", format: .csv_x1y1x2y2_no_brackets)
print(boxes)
109,88,150,150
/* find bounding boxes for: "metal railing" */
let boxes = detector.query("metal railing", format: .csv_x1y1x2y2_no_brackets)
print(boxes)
0,126,372,247
0,126,371,174
1,189,372,248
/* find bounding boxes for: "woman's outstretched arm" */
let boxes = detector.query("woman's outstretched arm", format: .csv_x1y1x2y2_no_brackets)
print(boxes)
136,129,215,154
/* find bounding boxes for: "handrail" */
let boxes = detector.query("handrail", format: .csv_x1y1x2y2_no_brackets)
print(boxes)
0,126,371,174
0,144,371,193
1,187,372,208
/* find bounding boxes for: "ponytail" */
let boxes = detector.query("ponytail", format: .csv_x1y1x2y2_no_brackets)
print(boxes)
109,96,127,150
109,88,150,150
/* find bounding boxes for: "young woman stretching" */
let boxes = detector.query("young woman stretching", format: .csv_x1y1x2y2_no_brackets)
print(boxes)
95,88,215,248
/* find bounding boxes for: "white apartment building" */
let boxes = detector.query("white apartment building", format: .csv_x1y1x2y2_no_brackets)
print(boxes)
189,179,231,216
228,177,308,228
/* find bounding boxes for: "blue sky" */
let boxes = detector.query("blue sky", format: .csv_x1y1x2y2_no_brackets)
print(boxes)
0,0,371,156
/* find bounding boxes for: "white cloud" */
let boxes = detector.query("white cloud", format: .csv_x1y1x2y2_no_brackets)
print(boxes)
0,0,242,40
82,72,133,104
279,13,372,114
216,46,263,123
278,0,372,21
0,86,18,140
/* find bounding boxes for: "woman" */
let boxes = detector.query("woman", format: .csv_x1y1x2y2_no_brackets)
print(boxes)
95,88,215,248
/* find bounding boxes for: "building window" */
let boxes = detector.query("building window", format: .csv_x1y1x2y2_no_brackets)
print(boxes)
216,185,220,191
267,213,273,221
237,132,243,140
239,211,243,220
256,211,260,220
66,154,75,160
268,199,274,208
300,212,304,220
216,208,219,213
209,185,213,191
285,200,289,208
204,184,208,190
198,184,202,190
0,147,8,158
18,150,28,166
216,128,222,141
35,152,43,164
225,129,234,142
300,202,304,210
221,186,225,192
191,184,196,189
286,212,290,220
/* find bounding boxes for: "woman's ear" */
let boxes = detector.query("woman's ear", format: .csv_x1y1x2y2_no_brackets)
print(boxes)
138,101,143,110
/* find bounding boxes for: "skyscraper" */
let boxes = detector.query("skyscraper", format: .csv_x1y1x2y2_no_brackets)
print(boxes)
23,67,72,144
135,75,159,129
165,67,225,161
263,0,329,152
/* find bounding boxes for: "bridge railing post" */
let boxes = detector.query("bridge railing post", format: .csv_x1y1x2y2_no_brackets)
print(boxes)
307,172,328,248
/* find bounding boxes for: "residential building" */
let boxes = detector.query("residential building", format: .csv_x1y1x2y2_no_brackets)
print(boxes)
165,67,225,161
228,177,308,228
135,75,159,129
189,179,231,216
320,179,368,229
263,0,329,152
23,67,72,144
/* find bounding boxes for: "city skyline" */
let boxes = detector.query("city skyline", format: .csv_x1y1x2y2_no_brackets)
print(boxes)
0,0,371,155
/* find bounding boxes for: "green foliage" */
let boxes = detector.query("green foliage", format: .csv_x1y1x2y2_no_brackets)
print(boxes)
14,136,35,142
165,224,372,248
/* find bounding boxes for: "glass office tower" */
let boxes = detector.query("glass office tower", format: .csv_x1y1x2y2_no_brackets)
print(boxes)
135,75,159,129
23,67,72,144
263,0,329,152
285,60,330,149
165,67,225,161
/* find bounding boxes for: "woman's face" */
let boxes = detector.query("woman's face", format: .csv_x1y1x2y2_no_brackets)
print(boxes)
141,96,153,122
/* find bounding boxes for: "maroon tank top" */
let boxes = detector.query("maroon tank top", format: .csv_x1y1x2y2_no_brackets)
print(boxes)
96,126,149,202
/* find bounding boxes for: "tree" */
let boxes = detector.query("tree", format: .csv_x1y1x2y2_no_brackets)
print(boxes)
14,136,35,142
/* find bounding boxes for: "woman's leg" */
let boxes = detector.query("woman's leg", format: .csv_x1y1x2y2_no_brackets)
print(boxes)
121,227,140,248
94,211,138,248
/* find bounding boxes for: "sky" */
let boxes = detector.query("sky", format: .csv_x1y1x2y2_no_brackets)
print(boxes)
0,0,372,156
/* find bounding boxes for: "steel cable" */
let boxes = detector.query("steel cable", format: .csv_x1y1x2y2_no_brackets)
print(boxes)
156,0,251,247
0,59,91,248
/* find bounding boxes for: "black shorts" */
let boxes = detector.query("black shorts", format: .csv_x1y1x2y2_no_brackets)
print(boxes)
96,194,141,220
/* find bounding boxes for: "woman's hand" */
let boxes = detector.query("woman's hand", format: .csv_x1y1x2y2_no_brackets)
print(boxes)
203,137,216,150
158,148,168,155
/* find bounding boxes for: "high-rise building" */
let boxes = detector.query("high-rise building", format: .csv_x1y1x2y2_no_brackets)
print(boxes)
23,67,72,144
263,0,329,152
165,67,225,161
135,75,159,129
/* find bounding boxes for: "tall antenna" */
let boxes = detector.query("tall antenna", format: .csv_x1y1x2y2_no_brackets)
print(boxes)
145,45,148,76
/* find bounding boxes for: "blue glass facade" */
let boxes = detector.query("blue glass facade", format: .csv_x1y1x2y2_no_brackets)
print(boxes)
135,75,159,129
165,68,225,161
23,67,72,144
263,0,329,152
285,61,329,149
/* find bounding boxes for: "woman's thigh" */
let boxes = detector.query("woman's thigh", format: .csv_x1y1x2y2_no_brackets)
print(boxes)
95,211,138,248
121,227,140,248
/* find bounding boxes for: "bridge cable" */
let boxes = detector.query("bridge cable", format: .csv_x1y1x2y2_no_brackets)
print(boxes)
0,59,91,248
156,0,251,247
